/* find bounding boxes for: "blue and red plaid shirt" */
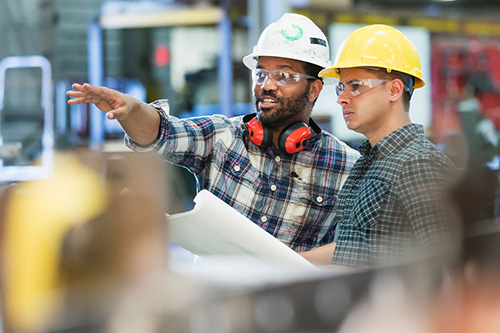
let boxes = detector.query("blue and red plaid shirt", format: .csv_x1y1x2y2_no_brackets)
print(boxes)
126,100,359,251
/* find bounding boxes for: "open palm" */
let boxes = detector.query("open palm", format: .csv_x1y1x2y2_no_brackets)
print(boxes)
67,83,138,120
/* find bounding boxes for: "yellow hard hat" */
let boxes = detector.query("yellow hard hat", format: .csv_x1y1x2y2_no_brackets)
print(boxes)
319,24,425,88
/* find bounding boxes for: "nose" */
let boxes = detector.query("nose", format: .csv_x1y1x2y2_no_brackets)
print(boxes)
336,90,350,105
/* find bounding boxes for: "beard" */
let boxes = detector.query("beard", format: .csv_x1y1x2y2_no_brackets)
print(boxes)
254,83,311,128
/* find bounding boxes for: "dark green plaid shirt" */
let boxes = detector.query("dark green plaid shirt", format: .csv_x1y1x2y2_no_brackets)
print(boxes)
332,124,459,267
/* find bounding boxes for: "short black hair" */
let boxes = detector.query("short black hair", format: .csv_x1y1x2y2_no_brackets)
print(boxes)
375,70,413,112
304,62,324,82
303,63,324,107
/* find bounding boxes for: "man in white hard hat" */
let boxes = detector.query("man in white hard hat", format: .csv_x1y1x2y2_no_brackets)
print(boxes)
299,24,461,266
67,13,359,252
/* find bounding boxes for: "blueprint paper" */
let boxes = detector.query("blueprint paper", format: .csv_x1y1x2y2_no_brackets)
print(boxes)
167,190,316,269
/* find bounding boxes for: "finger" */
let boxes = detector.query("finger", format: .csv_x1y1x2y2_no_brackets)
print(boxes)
66,90,95,105
67,83,91,101
66,90,84,98
106,105,130,120
67,97,82,105
71,83,87,92
106,112,115,120
83,83,117,100
68,97,89,105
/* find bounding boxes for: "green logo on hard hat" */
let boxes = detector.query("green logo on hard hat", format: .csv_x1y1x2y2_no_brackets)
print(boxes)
281,24,303,41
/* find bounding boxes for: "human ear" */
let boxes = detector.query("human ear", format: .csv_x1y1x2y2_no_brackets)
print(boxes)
389,78,404,102
308,79,323,102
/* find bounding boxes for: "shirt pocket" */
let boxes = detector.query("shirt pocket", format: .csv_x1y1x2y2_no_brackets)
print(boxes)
350,179,388,228
217,154,261,209
288,180,338,226
225,150,260,179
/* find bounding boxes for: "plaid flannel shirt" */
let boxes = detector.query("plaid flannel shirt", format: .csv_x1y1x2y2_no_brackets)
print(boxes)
126,100,359,251
332,123,460,266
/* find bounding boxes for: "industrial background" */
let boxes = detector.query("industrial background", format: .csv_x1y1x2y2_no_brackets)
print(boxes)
1,0,500,332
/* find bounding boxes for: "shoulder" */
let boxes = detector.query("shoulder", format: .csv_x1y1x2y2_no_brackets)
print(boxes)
402,136,455,170
392,137,456,188
319,131,360,162
170,113,243,130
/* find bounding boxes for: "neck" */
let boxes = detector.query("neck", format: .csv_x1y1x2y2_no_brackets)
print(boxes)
366,111,411,147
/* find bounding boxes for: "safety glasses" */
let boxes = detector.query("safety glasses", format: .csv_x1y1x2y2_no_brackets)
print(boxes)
335,78,391,97
252,69,317,87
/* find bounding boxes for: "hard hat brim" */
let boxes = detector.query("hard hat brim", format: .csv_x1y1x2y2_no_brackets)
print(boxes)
243,50,331,70
318,67,340,79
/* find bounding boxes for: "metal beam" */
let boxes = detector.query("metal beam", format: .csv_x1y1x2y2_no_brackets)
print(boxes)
100,7,224,29
88,19,104,148
218,11,233,117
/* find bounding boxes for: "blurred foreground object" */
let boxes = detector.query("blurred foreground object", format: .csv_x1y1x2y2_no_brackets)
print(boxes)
0,143,22,159
1,150,170,332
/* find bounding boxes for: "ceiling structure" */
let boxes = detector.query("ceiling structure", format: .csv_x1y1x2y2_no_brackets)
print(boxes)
353,0,500,14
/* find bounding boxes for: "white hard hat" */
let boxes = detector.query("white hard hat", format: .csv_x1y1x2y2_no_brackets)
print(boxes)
243,13,331,70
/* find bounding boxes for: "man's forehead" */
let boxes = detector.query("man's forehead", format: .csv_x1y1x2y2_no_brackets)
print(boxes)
256,56,306,70
339,67,379,80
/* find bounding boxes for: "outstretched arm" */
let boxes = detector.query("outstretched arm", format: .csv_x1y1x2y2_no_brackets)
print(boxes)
67,83,161,146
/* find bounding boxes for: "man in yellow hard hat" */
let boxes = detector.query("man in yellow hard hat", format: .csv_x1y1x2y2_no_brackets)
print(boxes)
67,13,359,252
300,24,461,267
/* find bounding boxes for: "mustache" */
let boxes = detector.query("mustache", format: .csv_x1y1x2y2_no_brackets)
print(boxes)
255,91,283,103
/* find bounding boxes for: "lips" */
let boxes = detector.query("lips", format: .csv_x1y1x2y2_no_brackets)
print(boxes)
343,109,354,119
259,96,279,109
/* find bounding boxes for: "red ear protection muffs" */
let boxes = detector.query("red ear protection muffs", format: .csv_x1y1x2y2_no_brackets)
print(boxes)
278,122,313,154
244,116,272,148
243,114,321,154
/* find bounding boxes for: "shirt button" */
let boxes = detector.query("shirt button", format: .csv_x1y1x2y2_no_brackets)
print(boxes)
234,165,240,172
316,196,323,203
271,185,277,191
261,216,268,222
275,156,281,163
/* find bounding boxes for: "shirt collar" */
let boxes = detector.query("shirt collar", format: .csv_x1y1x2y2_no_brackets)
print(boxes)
359,123,425,158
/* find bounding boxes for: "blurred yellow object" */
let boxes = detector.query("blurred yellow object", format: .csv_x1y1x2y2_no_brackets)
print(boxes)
2,152,109,332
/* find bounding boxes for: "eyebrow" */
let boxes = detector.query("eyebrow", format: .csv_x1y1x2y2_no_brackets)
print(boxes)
277,65,296,70
346,79,362,84
255,64,296,71
338,78,361,85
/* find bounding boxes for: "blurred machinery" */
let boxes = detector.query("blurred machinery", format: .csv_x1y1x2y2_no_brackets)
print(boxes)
0,55,54,182
85,3,235,147
431,37,500,228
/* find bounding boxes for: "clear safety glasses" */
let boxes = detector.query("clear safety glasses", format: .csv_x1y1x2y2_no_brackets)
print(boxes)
252,69,317,87
335,78,391,97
